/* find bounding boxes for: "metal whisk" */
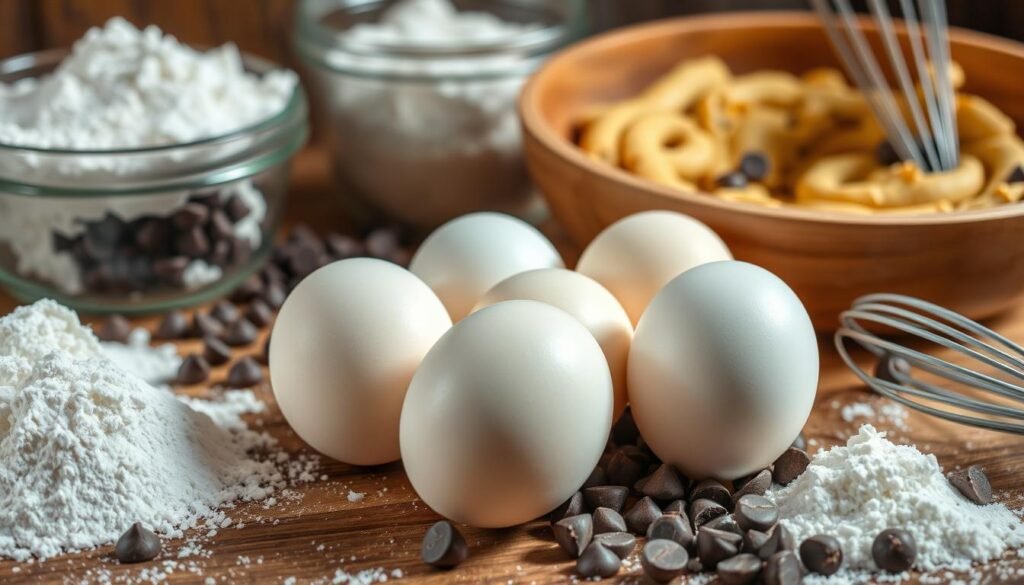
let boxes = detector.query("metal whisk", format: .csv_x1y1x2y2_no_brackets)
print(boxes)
810,0,959,173
835,294,1024,434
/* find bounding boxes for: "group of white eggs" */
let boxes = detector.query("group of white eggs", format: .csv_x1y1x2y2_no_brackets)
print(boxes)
269,210,819,528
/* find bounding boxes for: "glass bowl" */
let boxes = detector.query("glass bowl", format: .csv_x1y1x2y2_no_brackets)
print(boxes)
294,0,585,230
0,49,309,314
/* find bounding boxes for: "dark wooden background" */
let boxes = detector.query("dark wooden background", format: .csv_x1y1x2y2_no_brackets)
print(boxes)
3,0,1024,62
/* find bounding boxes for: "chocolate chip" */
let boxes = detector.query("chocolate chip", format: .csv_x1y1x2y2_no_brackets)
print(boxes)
690,498,727,529
663,499,686,515
705,513,744,537
192,313,224,339
223,318,258,346
697,526,743,569
208,240,231,266
262,282,287,310
717,171,749,189
611,408,640,445
800,534,843,575
552,513,593,558
202,336,232,366
227,356,263,388
326,233,365,260
134,219,171,253
115,522,161,563
285,243,326,278
153,256,189,286
764,550,803,585
593,532,636,559
758,524,796,560
606,447,648,487
1007,165,1024,184
231,275,263,303
947,465,992,504
641,539,688,582
874,352,911,384
173,203,210,230
209,300,240,325
288,223,324,249
224,195,251,222
592,507,627,534
245,300,274,328
646,512,693,548
717,552,762,585
791,433,806,450
154,311,189,340
176,355,210,385
733,469,772,503
583,485,628,513
690,479,731,508
175,227,210,258
550,491,585,523
365,227,400,259
872,528,917,572
421,520,468,569
734,494,778,532
582,466,608,489
623,496,661,535
96,315,132,343
744,529,770,555
208,210,235,242
639,464,688,501
389,248,412,267
576,542,620,578
739,151,769,181
773,448,811,485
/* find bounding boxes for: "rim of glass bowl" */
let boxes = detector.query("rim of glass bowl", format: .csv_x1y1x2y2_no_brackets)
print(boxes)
294,0,587,81
0,48,309,196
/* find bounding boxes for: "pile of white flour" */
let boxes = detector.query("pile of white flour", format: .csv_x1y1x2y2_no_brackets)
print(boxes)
0,299,298,561
768,425,1024,577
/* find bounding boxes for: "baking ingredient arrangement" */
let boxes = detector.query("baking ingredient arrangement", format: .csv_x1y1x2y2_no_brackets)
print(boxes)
2,2,1024,584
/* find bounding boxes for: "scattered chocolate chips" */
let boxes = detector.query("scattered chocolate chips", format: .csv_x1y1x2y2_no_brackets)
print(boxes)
663,499,686,515
172,203,209,230
227,356,263,388
209,300,240,325
115,522,161,563
552,513,593,558
593,532,636,559
639,463,687,501
176,355,210,385
800,534,843,575
697,526,743,569
606,447,648,487
870,528,917,573
690,479,731,508
224,194,251,222
223,318,258,346
550,491,585,523
262,282,287,310
744,529,770,555
947,465,992,504
245,299,274,328
592,507,627,534
576,542,620,578
764,550,803,585
874,352,911,384
175,227,210,258
582,466,608,489
734,494,778,532
646,512,694,548
421,520,468,569
641,539,688,582
758,524,796,560
202,336,232,366
583,485,628,513
739,151,770,181
154,311,189,340
690,498,727,529
717,171,749,189
717,552,762,585
231,275,263,302
153,256,188,286
192,313,225,339
732,469,772,502
623,496,662,535
773,447,811,485
326,233,365,260
97,315,132,343
705,514,744,537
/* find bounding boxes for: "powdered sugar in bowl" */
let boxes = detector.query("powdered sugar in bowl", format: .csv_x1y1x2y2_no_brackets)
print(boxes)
0,19,308,313
294,0,584,229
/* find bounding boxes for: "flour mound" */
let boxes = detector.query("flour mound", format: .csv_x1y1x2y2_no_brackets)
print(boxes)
767,425,1024,572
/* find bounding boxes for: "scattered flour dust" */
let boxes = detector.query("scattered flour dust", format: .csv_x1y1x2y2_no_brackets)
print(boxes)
835,397,909,431
0,299,317,561
767,425,1024,579
100,326,181,386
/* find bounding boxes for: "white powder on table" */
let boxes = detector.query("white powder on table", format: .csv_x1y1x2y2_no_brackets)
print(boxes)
767,425,1024,576
100,326,181,386
837,398,910,431
0,299,313,561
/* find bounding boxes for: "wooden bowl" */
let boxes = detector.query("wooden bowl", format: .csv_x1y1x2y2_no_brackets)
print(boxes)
520,12,1024,330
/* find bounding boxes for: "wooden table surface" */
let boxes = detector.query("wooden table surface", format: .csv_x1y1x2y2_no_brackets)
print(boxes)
1,149,1023,584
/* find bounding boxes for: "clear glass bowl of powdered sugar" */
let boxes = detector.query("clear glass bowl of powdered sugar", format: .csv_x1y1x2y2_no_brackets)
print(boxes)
0,19,309,313
294,0,584,230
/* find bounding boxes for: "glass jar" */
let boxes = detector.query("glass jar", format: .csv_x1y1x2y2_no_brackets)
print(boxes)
0,49,309,313
294,0,585,230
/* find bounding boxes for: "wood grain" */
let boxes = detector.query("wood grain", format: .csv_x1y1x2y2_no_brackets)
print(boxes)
0,149,1020,584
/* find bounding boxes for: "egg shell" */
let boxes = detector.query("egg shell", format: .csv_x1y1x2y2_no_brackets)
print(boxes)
409,212,564,321
628,261,818,480
270,258,451,466
400,300,613,528
575,210,732,325
474,268,632,423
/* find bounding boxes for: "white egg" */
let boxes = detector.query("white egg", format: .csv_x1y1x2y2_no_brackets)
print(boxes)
400,300,612,528
474,268,632,423
576,211,732,325
409,212,564,321
270,258,451,466
628,261,818,480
